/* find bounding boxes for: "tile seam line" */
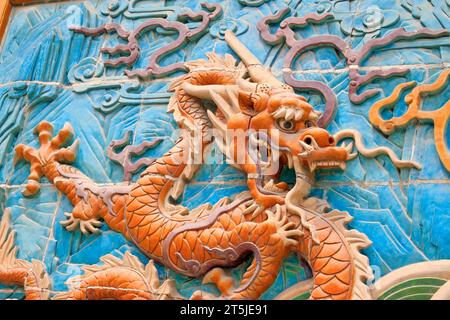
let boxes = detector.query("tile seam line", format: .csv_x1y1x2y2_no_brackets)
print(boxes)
0,62,448,89
282,62,450,75
1,179,449,189
40,190,62,266
0,78,173,90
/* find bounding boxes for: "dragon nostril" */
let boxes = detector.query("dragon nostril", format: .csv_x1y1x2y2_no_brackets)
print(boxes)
304,137,312,145
329,136,335,145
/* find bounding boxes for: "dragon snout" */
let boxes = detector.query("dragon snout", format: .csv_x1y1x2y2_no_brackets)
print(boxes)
298,128,335,153
296,128,350,171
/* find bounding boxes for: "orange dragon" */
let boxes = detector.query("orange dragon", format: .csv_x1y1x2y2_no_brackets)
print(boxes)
0,31,420,300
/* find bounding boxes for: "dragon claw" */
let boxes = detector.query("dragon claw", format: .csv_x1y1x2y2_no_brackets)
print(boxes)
79,220,103,234
61,212,102,234
14,121,79,197
22,180,41,197
243,203,265,220
266,205,303,247
60,213,79,231
166,203,190,216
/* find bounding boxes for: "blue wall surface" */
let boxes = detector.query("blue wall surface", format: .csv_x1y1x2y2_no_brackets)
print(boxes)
0,0,449,299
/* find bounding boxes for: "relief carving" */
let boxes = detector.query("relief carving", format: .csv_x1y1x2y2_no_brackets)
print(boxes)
369,69,450,172
0,0,448,302
70,3,223,79
0,29,425,300
258,7,449,108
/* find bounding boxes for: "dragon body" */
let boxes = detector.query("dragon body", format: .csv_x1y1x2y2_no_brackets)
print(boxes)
0,31,421,300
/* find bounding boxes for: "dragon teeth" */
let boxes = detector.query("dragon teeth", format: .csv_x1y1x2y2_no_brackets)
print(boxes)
263,179,285,193
287,154,293,169
308,160,346,171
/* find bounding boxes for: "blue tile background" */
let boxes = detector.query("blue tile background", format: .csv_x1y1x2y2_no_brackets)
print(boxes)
0,0,448,299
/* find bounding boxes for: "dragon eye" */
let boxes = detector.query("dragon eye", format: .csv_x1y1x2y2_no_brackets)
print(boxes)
277,119,296,132
305,120,314,128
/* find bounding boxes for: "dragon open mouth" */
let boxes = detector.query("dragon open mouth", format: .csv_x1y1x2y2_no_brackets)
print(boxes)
261,178,288,194
258,142,352,195
297,139,354,173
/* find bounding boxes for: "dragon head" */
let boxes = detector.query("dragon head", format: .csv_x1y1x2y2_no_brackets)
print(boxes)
221,32,352,181
179,31,355,208
211,86,354,205
239,89,352,173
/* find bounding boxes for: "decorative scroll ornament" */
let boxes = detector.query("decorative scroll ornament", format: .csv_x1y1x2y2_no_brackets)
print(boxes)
341,5,400,36
107,130,162,181
69,77,172,114
124,0,181,20
96,90,121,114
7,82,28,98
369,69,450,172
68,57,104,85
70,3,223,79
313,0,332,14
209,18,249,39
4,28,425,300
258,7,449,107
238,0,271,7
101,0,129,18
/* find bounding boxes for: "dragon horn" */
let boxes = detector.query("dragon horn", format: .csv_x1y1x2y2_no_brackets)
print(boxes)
224,30,285,89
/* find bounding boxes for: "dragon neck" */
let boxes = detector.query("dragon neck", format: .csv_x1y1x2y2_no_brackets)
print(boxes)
134,69,242,212
124,67,249,253
287,158,315,206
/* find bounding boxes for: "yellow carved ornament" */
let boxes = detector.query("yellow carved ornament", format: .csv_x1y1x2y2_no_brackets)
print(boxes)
369,69,450,172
